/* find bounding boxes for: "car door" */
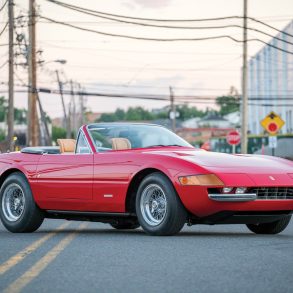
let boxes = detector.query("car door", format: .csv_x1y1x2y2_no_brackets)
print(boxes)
36,131,93,207
92,150,138,213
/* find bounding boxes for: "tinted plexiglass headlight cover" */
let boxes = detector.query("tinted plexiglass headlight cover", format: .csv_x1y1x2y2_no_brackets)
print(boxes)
178,174,224,186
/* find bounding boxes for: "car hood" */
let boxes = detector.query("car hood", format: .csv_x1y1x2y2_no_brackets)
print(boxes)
147,149,293,186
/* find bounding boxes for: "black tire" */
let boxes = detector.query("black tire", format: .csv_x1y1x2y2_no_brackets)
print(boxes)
246,216,291,234
110,220,140,230
135,172,187,236
0,172,44,233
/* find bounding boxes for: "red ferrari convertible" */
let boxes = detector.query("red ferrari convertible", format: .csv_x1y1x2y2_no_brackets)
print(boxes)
0,123,293,236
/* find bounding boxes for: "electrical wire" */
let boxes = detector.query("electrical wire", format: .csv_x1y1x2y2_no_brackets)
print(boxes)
3,79,293,100
0,60,8,69
38,40,241,56
0,0,8,12
45,0,293,39
39,16,293,56
45,0,293,47
38,16,246,43
0,21,8,37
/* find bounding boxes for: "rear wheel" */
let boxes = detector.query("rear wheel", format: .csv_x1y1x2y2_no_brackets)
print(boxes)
0,172,44,233
246,216,291,234
135,172,187,236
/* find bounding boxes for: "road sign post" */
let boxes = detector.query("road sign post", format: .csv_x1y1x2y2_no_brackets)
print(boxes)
268,136,278,156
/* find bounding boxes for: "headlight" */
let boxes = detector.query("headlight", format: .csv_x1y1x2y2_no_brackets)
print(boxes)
222,187,234,193
178,174,224,186
235,187,247,194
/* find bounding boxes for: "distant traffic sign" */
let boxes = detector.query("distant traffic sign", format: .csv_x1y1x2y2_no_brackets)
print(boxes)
260,111,285,135
226,130,241,146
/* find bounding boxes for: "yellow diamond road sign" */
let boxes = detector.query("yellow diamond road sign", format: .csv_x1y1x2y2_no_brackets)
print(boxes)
260,111,285,134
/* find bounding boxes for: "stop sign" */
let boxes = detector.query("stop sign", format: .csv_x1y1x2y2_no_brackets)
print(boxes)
226,130,241,145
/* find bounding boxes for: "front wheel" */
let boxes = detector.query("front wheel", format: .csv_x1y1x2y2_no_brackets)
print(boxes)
135,172,187,236
246,216,291,234
0,172,44,233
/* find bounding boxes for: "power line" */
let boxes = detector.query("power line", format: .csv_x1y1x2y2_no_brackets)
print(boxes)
39,40,241,55
3,80,293,100
45,0,293,47
0,21,8,36
45,0,293,39
39,15,293,56
38,16,245,43
0,0,8,12
44,0,243,22
0,60,8,69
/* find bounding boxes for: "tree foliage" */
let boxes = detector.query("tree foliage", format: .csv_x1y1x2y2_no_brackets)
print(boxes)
52,126,66,143
216,95,239,116
176,105,205,120
98,105,204,122
0,96,27,124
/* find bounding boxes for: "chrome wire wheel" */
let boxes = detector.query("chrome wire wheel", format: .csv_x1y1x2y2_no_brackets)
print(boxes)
140,184,167,226
2,183,25,222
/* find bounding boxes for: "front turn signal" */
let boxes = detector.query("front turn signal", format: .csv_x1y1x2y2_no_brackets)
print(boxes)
179,174,224,186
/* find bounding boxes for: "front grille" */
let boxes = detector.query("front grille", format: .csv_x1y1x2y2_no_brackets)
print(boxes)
250,187,293,200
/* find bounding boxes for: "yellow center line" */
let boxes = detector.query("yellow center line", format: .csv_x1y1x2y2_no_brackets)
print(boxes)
3,222,88,293
0,221,71,276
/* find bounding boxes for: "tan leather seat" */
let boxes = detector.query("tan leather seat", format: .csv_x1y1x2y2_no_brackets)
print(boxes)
57,139,76,154
111,138,131,150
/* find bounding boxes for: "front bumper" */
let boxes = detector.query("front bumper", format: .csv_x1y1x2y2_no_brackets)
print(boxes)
208,193,257,202
175,184,293,218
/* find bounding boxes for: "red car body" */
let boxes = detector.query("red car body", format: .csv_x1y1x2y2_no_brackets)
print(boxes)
0,124,293,227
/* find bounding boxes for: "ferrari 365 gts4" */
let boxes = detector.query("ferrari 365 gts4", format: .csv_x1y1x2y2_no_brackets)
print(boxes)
0,123,293,236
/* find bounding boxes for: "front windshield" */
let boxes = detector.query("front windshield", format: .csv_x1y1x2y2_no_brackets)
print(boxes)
88,124,192,151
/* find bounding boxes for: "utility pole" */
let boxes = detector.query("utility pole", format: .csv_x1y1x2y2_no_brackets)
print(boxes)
28,0,39,146
37,93,51,146
70,80,75,137
169,86,176,132
78,83,85,126
56,70,70,137
241,0,248,154
8,0,14,151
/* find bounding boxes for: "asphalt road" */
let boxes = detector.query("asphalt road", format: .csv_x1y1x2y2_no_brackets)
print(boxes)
0,219,293,293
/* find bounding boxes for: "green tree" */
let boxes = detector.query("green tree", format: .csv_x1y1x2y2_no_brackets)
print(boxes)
216,95,239,116
14,108,27,125
97,105,206,122
0,96,28,124
177,104,205,120
98,113,117,122
125,107,154,121
52,126,66,144
0,129,5,141
0,96,7,122
115,108,125,120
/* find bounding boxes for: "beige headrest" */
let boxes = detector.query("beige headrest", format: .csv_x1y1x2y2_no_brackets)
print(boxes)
57,139,76,153
111,138,131,150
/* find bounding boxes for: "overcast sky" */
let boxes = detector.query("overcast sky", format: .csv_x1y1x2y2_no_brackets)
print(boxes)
0,0,293,118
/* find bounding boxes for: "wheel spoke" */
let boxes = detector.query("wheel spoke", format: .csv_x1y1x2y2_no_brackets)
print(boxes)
2,183,25,222
140,184,167,226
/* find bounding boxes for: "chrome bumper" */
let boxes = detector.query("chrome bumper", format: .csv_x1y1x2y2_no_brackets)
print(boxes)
208,193,257,202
